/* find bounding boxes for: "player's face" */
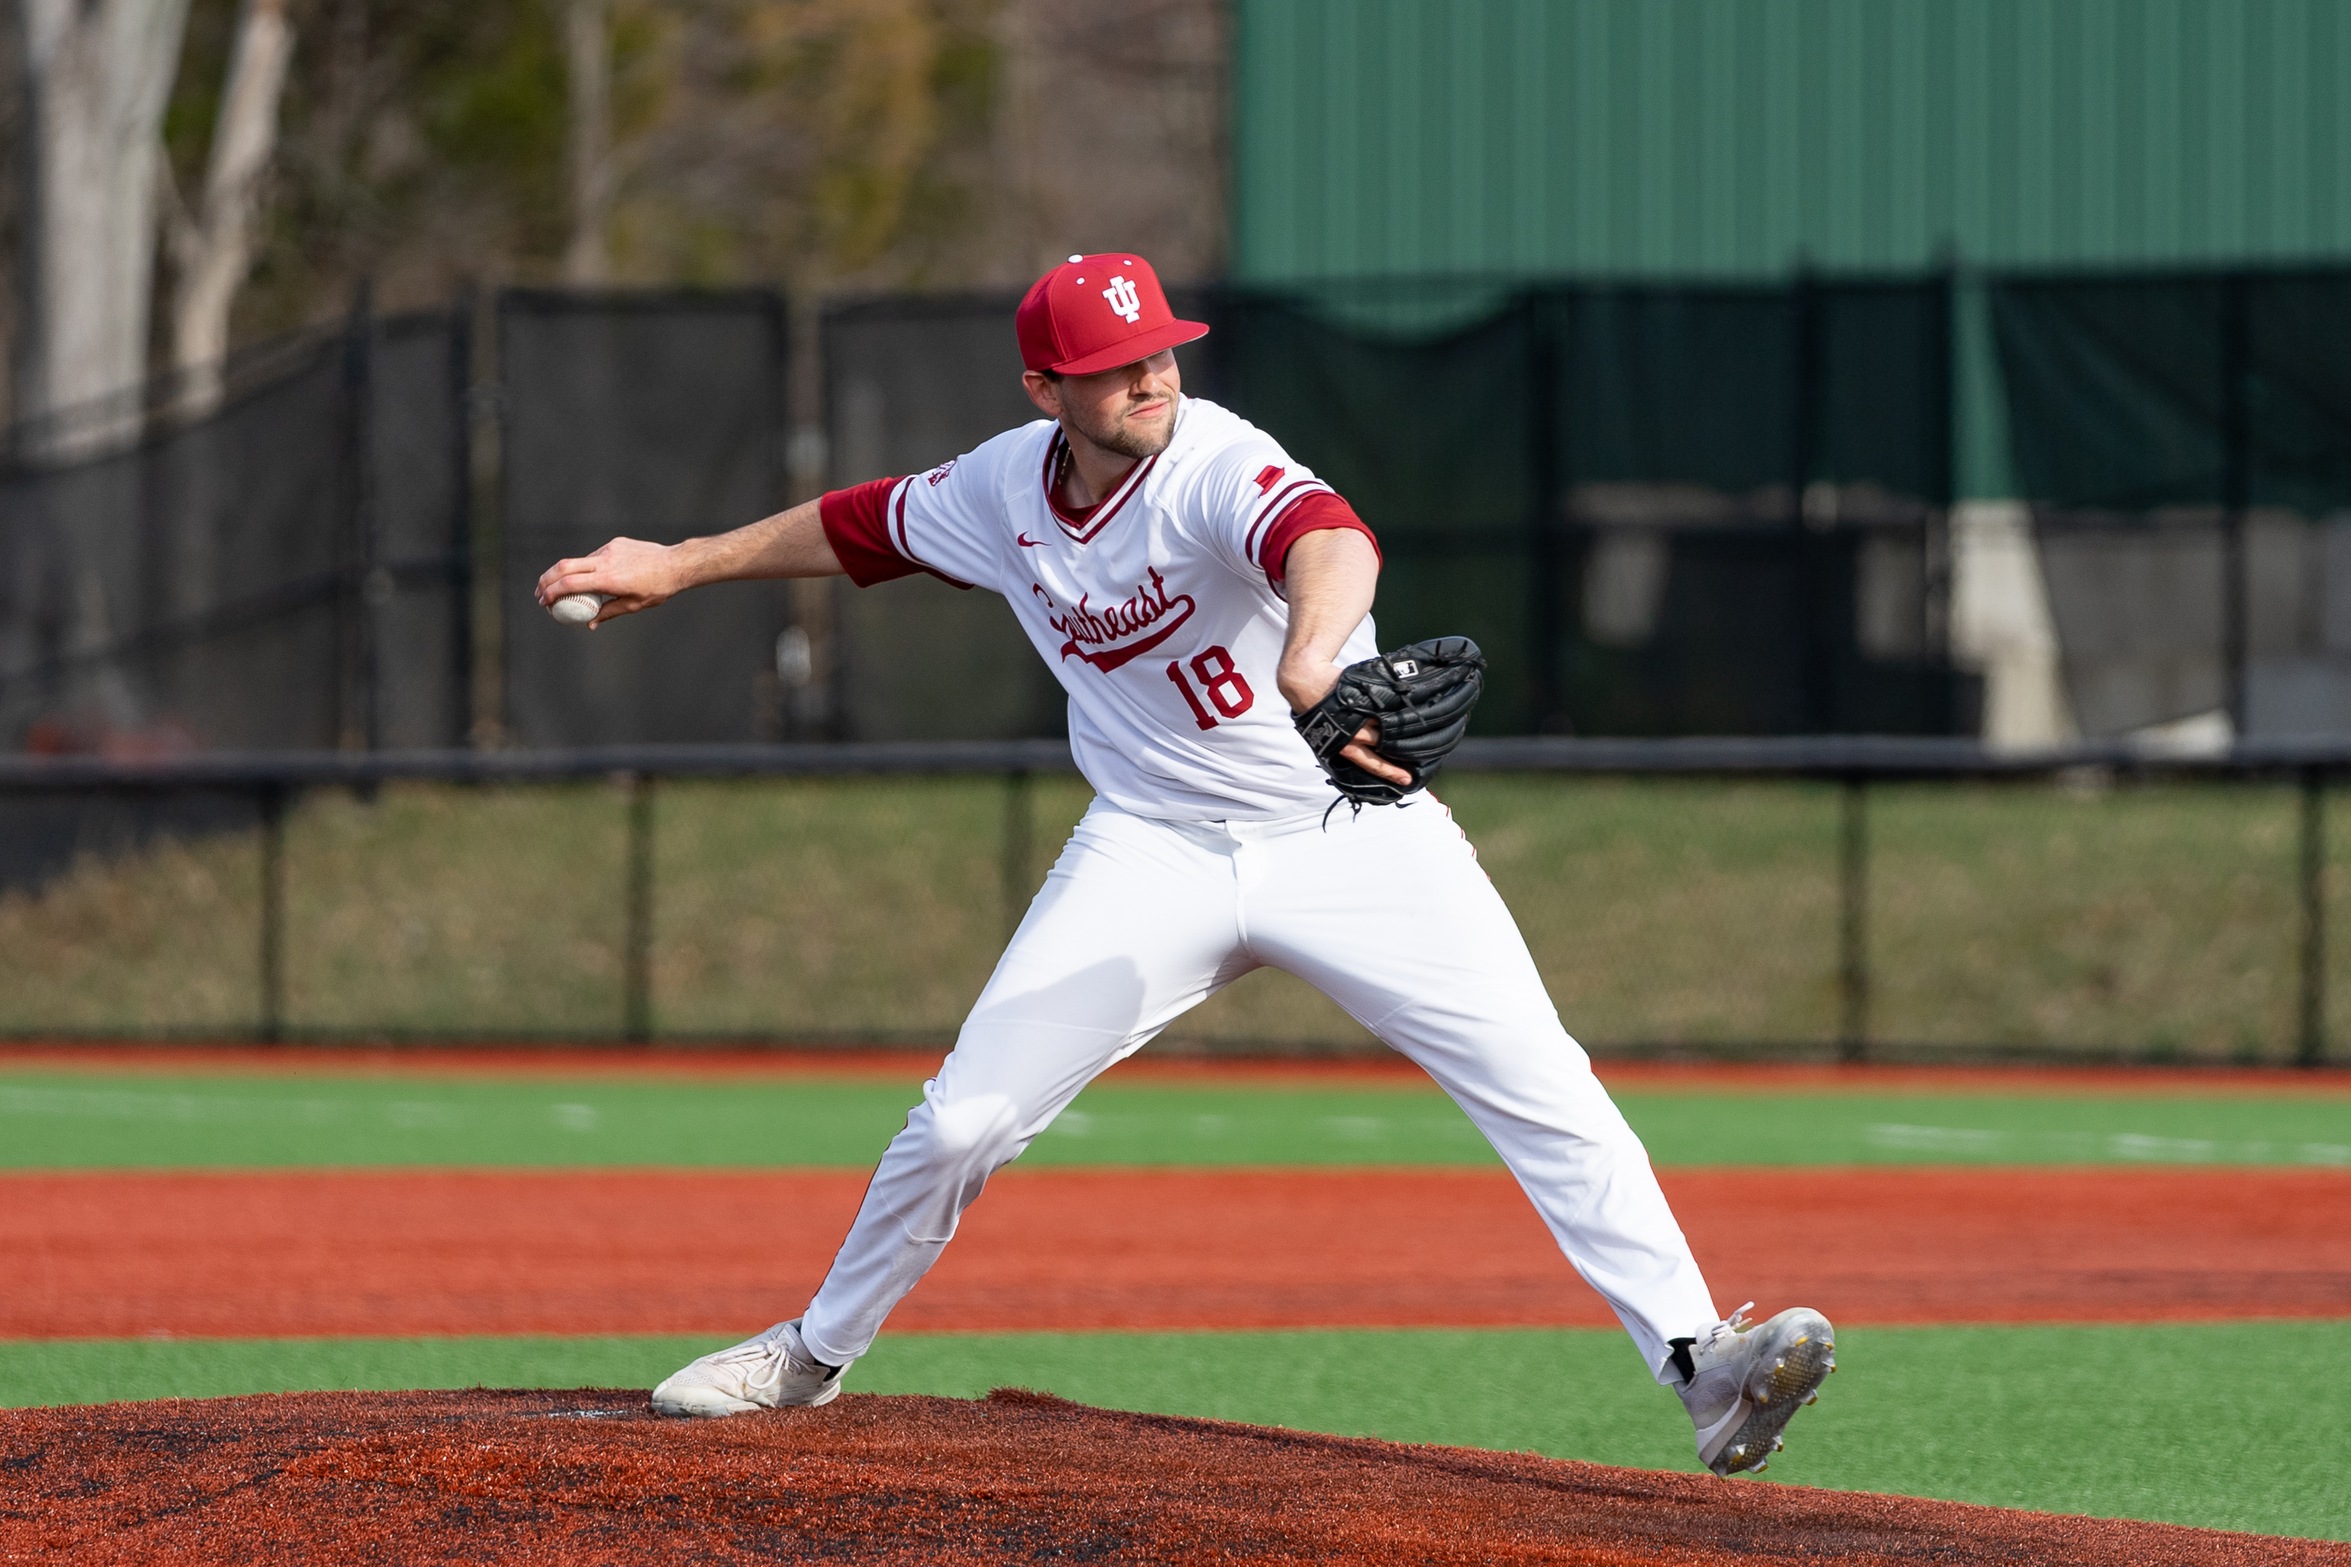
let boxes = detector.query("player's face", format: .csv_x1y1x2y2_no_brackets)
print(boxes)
1029,350,1182,461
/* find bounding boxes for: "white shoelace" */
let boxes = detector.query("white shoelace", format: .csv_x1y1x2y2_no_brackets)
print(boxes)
1702,1301,1757,1355
706,1334,791,1395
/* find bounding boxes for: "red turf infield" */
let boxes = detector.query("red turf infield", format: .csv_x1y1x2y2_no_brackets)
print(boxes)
7,1387,2342,1566
6,1166,2345,1338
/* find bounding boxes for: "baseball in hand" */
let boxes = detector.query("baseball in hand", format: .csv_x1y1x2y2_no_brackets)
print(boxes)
549,592,608,626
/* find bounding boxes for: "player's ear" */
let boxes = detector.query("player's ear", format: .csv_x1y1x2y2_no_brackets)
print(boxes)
1021,370,1063,420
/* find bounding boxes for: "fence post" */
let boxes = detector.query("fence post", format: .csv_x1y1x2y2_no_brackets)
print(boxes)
1790,263,1834,734
1926,255,1960,735
257,784,287,1043
1002,768,1033,942
448,291,476,746
2219,273,2251,733
2299,769,2328,1068
1837,775,1871,1062
1525,295,1565,732
623,772,655,1042
341,280,382,753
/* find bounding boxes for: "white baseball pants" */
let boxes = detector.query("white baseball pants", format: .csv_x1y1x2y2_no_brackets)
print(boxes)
797,794,1719,1380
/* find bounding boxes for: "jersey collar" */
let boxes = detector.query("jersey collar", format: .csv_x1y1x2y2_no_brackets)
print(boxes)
1039,402,1181,543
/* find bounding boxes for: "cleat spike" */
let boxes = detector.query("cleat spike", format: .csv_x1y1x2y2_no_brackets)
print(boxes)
1678,1305,1837,1481
1801,1391,1818,1406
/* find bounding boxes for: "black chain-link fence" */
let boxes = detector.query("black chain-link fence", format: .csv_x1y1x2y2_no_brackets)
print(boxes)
1,741,2339,1065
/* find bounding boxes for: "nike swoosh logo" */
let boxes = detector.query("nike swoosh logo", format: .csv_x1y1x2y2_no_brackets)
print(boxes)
1016,533,1047,547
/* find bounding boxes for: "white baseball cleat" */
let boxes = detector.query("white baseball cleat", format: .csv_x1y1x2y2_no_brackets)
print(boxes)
1673,1301,1836,1476
651,1319,845,1417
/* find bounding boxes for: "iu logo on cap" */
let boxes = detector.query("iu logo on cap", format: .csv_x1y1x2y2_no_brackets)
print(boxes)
1016,251,1208,376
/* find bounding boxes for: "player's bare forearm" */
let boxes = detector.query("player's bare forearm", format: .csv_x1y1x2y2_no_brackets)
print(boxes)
1274,528,1411,787
1275,530,1380,710
534,499,843,627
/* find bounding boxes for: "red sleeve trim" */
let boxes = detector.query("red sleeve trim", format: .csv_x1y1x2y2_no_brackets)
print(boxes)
1258,491,1380,587
819,478,916,586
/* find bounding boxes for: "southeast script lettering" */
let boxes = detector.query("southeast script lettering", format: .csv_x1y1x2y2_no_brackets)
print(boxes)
1033,567,1197,672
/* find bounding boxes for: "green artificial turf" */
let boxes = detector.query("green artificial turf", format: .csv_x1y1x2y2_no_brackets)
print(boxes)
2,1322,2342,1541
4,1068,2347,1169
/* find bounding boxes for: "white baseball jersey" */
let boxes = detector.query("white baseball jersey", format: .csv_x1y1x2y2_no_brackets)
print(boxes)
771,398,1725,1404
824,396,1382,821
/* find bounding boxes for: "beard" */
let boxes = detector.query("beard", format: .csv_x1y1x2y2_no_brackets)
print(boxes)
1069,397,1176,461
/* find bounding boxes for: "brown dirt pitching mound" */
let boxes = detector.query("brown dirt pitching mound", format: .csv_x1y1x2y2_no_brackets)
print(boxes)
3,1389,2342,1566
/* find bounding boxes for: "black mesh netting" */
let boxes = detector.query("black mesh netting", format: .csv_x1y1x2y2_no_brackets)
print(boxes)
821,294,1066,741
821,279,1973,738
497,291,791,747
1993,271,2351,736
0,311,469,755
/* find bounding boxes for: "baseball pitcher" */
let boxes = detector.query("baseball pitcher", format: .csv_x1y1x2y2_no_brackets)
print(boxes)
536,253,1834,1477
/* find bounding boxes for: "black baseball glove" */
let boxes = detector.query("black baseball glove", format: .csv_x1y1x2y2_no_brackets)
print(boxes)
1292,636,1486,807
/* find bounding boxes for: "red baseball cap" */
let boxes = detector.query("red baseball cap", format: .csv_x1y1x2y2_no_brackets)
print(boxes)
1015,252,1209,376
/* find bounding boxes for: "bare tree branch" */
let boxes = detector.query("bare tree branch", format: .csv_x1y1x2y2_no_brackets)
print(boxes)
168,0,295,416
562,0,614,285
15,0,194,457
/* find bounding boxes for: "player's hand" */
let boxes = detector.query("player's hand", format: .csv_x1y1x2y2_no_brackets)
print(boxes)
1279,659,1413,789
1336,722,1409,787
535,537,686,628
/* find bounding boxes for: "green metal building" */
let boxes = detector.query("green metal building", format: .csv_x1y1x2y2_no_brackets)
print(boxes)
1234,0,2351,281
1233,0,2351,496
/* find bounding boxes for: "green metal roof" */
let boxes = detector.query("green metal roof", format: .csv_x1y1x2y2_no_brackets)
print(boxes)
1235,0,2351,282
